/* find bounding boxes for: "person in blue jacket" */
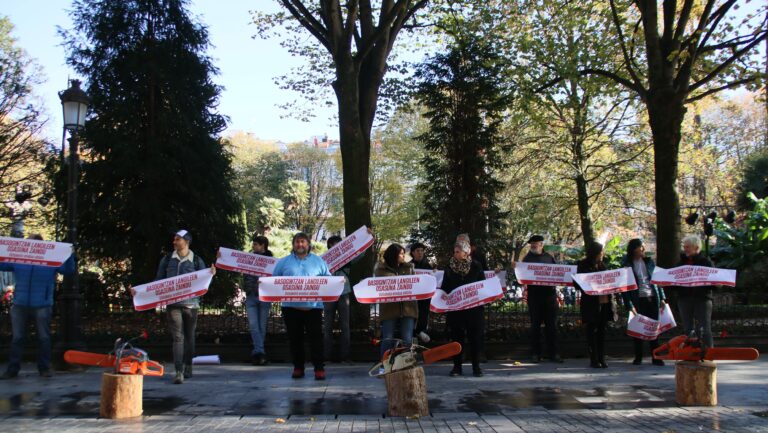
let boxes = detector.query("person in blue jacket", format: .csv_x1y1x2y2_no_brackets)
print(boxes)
273,232,331,381
0,234,75,379
621,238,666,366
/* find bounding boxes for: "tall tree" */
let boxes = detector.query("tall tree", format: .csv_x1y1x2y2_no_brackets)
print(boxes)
62,0,244,294
0,16,53,237
415,35,510,262
252,0,429,282
581,0,767,266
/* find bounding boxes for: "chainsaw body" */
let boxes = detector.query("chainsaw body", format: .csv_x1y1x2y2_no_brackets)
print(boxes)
653,335,759,362
368,341,462,377
64,337,164,376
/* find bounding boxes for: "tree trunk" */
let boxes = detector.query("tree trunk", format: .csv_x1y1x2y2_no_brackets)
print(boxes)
575,173,595,247
647,93,687,268
100,373,143,418
384,366,429,417
675,361,717,406
334,63,374,330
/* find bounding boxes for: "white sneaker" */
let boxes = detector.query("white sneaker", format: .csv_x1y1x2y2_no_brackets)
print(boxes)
378,367,385,375
418,331,431,343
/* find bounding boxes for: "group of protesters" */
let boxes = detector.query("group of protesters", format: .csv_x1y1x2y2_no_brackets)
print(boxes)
0,228,716,384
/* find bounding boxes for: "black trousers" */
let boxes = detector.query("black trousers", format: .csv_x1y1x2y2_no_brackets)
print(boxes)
585,303,612,363
528,293,558,358
414,299,431,335
447,306,484,368
282,307,324,370
633,296,660,359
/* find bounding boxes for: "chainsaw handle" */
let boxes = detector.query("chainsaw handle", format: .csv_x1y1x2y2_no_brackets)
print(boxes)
141,360,165,376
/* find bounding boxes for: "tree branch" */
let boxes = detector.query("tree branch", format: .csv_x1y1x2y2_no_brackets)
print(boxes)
685,77,761,103
280,0,332,52
688,33,767,93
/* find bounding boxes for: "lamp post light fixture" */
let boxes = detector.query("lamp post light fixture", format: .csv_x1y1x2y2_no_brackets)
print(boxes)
57,79,90,360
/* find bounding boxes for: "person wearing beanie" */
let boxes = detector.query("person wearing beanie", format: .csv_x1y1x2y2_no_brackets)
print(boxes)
409,242,433,343
511,235,562,363
575,242,616,368
244,234,274,366
442,241,487,377
273,232,331,380
621,238,666,366
151,229,215,384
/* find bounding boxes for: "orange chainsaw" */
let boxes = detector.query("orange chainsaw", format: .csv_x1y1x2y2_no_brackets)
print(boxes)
368,340,462,377
653,334,760,362
65,335,164,376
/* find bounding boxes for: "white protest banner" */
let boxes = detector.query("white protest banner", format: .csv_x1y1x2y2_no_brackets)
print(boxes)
514,262,577,287
658,303,677,333
133,269,213,312
415,269,444,288
572,267,637,296
626,312,661,341
626,304,677,340
353,274,436,304
485,270,509,289
215,247,277,277
321,226,374,273
0,236,72,267
258,276,346,302
430,278,504,313
650,266,736,287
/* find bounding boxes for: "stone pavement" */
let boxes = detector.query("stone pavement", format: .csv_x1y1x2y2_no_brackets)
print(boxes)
1,358,767,432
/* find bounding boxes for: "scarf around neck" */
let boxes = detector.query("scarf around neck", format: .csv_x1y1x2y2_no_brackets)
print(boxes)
449,257,472,276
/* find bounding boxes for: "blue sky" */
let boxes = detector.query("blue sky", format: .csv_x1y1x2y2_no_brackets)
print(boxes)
4,0,339,144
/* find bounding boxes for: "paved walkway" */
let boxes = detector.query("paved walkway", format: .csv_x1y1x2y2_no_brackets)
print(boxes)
1,358,767,432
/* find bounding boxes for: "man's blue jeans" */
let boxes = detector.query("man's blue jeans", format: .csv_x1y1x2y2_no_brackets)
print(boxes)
380,317,415,358
245,295,271,356
7,305,52,374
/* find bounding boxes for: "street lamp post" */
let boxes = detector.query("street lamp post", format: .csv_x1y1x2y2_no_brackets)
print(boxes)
56,79,90,359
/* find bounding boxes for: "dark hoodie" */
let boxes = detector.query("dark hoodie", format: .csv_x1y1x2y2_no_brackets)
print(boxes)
673,253,714,300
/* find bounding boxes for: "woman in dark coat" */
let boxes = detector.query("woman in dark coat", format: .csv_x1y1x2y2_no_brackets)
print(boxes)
621,238,666,366
674,235,715,349
575,242,616,368
442,241,487,377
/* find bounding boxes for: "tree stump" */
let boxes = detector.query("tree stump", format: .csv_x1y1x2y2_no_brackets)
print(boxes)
100,373,143,419
675,361,717,406
384,366,429,417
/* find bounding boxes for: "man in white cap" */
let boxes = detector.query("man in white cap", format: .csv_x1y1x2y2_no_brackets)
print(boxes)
153,229,215,384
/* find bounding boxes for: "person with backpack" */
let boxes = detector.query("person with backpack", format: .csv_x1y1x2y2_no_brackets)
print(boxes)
152,229,215,384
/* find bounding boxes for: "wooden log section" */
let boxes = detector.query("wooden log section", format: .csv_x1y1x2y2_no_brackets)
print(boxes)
100,373,143,419
675,361,717,406
384,366,429,417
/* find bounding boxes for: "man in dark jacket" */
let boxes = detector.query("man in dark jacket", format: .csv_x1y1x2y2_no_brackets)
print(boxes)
0,234,75,379
513,235,562,363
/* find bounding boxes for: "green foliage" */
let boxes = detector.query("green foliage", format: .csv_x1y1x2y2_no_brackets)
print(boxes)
230,149,291,236
415,34,510,263
61,0,244,304
712,193,768,270
738,151,768,210
256,197,285,233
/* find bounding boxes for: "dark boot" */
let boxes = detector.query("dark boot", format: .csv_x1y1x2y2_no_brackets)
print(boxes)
633,339,643,365
597,338,608,368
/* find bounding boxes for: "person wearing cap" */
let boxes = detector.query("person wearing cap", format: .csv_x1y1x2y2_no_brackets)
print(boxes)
410,242,433,343
272,232,331,380
442,240,487,377
151,229,215,384
621,238,666,366
512,235,563,363
0,234,75,380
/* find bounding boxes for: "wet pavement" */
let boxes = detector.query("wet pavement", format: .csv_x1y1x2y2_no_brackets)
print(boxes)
0,358,767,432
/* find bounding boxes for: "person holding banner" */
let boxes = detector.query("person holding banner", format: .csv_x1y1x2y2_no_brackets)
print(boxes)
512,235,562,364
442,241,487,377
410,242,433,343
621,239,666,366
674,235,715,349
273,232,331,380
374,244,418,360
575,242,616,369
151,230,214,385
0,234,75,380
323,235,356,363
244,235,273,366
